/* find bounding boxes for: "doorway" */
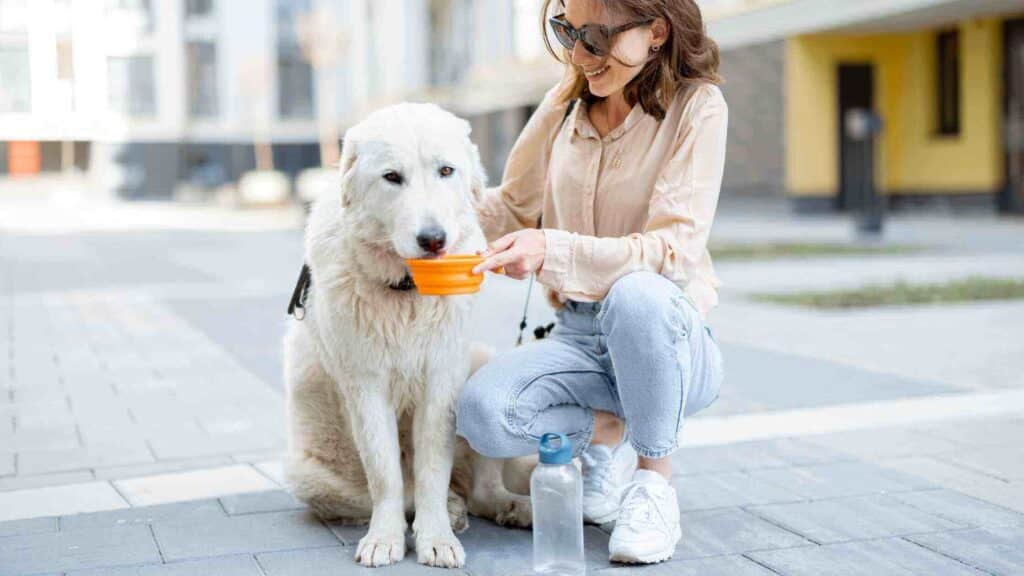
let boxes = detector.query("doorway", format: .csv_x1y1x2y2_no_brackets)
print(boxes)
838,64,876,212
1002,18,1024,213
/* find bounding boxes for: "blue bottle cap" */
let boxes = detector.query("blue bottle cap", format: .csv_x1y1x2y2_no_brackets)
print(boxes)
538,433,573,464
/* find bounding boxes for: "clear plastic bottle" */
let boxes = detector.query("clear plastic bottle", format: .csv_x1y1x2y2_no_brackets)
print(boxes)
531,433,585,576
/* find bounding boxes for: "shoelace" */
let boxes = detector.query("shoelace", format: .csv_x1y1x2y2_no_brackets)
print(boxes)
580,450,614,495
617,482,672,534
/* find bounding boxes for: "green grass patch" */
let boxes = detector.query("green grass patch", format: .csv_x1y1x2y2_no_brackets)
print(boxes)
753,276,1024,309
710,242,919,260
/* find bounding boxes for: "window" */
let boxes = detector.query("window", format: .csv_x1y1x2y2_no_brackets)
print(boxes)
187,42,218,117
0,47,30,112
278,44,314,118
936,29,960,136
275,0,313,119
108,55,155,116
429,0,474,86
185,0,212,18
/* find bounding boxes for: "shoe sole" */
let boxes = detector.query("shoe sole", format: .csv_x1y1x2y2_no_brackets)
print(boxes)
608,526,681,565
584,508,619,525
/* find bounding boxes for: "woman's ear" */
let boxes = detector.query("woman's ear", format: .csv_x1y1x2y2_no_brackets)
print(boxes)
651,17,670,49
338,138,358,207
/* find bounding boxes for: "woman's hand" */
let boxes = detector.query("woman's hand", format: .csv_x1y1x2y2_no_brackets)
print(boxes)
472,229,546,279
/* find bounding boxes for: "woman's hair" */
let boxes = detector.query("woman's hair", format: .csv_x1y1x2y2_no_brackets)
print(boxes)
541,0,721,120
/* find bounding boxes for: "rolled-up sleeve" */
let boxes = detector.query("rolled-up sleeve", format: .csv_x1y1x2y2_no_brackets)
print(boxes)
477,83,572,242
537,92,728,299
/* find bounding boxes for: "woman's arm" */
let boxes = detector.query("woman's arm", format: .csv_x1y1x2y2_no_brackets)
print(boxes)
476,82,573,242
537,92,728,299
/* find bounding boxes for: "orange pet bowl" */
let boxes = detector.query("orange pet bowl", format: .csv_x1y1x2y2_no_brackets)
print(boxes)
405,255,501,296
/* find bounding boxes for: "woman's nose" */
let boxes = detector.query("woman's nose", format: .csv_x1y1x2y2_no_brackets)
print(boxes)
570,40,595,66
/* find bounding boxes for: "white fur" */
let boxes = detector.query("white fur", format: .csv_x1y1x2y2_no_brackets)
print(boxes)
283,103,530,569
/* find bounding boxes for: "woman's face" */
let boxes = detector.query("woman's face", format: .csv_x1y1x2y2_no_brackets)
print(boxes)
564,0,655,98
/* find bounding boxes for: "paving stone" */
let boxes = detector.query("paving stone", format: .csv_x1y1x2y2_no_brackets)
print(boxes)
453,518,610,575
936,446,1024,481
0,425,80,452
748,536,988,576
147,427,283,460
93,456,235,480
0,524,160,574
749,461,935,500
0,515,57,538
17,441,155,475
593,555,777,575
152,510,338,561
0,481,127,522
673,507,810,561
880,456,1024,514
254,460,285,486
0,469,95,491
673,437,846,476
801,427,962,459
913,417,1024,448
747,494,964,544
908,525,1024,576
66,554,265,576
220,490,306,515
257,545,467,575
114,464,277,506
672,471,804,511
891,489,1024,528
61,499,226,532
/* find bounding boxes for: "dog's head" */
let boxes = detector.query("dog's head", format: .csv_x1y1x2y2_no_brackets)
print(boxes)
336,102,487,260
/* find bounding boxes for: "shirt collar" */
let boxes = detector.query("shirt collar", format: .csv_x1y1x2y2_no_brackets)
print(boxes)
572,99,645,142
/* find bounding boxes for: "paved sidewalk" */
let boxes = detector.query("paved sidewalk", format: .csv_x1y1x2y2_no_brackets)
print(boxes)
1,415,1022,575
1,201,1023,574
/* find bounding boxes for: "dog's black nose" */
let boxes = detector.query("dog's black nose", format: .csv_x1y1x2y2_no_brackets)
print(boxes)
416,226,447,254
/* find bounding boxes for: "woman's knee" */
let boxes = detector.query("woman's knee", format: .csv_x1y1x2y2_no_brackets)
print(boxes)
600,271,684,335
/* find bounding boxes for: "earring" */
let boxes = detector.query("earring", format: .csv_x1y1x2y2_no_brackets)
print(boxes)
650,44,662,53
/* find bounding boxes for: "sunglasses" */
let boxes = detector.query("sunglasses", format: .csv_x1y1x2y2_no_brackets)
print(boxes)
548,13,654,58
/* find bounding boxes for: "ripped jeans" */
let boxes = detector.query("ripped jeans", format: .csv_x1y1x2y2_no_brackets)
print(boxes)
456,271,724,460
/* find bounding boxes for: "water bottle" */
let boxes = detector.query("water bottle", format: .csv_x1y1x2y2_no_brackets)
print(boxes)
531,433,585,576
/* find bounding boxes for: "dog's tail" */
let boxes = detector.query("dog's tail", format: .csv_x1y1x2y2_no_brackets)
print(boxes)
468,342,495,376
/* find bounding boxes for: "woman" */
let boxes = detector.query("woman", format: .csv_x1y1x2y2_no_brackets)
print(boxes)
458,0,726,564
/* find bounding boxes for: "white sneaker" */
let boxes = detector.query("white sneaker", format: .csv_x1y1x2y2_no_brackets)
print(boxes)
580,436,637,524
608,470,681,564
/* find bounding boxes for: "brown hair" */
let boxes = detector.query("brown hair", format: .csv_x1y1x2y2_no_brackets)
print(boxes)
541,0,721,120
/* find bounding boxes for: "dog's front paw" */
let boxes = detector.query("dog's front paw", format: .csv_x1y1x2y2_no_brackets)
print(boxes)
416,529,466,568
494,494,532,528
355,529,406,567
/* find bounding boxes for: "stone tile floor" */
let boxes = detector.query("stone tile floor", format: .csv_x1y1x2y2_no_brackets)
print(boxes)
1,208,1023,574
2,421,1024,575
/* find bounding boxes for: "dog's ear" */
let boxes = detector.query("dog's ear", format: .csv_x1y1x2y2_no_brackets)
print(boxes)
338,137,358,207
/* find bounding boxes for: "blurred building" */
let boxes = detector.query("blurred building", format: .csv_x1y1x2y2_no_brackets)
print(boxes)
708,0,1024,214
0,0,558,198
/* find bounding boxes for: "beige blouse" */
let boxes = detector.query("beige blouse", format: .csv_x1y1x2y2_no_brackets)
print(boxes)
477,81,728,320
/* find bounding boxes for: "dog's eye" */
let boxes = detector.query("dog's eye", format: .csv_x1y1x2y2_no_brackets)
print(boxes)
383,171,404,185
439,166,455,178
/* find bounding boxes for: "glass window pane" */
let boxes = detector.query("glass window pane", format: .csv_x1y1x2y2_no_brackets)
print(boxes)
0,47,30,112
108,55,155,117
187,42,218,117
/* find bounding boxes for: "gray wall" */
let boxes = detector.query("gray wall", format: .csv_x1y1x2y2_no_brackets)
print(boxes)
717,39,786,198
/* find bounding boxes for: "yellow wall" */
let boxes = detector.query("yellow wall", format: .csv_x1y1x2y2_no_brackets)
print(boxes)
785,19,1004,198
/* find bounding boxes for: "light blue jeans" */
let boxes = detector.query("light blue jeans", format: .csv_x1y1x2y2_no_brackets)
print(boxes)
457,271,724,460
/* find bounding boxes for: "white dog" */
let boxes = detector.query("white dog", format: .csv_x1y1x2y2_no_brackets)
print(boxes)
283,102,531,569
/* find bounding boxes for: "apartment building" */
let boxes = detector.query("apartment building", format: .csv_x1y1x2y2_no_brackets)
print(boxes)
708,0,1024,213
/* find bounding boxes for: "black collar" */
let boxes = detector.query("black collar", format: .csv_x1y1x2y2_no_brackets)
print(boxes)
389,273,416,291
287,264,416,320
